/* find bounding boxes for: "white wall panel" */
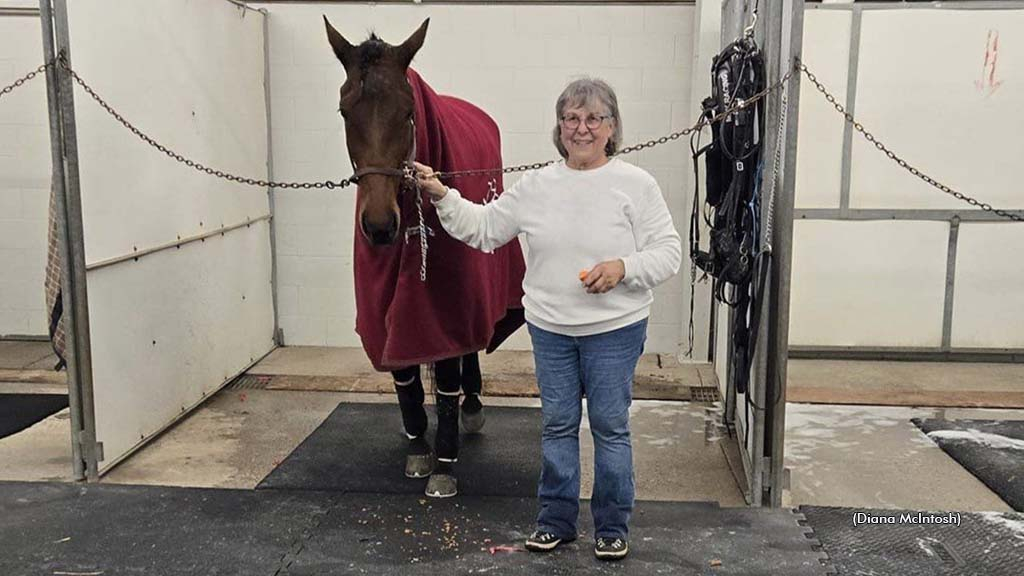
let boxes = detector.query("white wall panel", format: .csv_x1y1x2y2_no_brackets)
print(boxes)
64,0,273,471
789,220,949,347
68,0,270,263
794,9,850,209
256,3,696,353
850,10,1024,210
0,15,51,336
88,223,274,473
951,224,1024,348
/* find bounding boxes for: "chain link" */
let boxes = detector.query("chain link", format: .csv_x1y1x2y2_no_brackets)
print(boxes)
5,57,1017,222
763,77,789,249
437,70,797,182
797,61,1023,223
0,62,51,100
55,57,352,191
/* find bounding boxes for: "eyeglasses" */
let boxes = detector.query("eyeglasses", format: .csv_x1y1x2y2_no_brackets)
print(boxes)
560,114,611,131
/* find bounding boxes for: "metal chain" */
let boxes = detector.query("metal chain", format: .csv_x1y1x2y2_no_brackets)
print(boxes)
437,69,797,182
56,57,352,191
0,62,50,100
798,61,1023,223
11,56,1013,223
763,77,789,250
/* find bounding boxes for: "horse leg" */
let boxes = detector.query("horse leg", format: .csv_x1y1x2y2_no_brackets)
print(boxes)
460,352,486,434
392,365,433,479
426,357,460,498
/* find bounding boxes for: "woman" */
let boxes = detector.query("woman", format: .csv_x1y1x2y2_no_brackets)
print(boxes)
414,78,681,561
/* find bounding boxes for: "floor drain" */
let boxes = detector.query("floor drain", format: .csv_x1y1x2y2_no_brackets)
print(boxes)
690,386,721,403
227,374,272,390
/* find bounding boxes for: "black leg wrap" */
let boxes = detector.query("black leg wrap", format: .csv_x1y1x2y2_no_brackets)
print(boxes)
461,352,482,397
433,357,462,461
393,366,427,439
435,393,459,461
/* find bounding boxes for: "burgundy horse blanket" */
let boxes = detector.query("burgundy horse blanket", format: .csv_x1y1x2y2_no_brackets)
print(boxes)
353,69,526,371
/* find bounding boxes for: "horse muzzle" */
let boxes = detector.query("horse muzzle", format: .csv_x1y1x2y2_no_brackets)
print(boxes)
361,211,400,246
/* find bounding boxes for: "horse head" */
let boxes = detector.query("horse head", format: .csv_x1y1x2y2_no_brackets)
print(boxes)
324,17,429,246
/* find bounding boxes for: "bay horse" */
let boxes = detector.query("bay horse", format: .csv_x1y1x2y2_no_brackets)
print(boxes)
324,18,526,498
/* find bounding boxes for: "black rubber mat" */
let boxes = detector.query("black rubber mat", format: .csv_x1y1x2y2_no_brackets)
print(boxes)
0,482,831,575
287,496,830,575
258,402,542,497
802,505,1024,576
0,481,334,576
0,393,68,439
913,418,1024,511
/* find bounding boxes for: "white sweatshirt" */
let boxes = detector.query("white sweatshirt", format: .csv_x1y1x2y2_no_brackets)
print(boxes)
432,158,682,337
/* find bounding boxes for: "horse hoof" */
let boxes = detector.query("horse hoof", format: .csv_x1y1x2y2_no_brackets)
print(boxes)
405,453,435,479
425,473,458,498
461,407,486,434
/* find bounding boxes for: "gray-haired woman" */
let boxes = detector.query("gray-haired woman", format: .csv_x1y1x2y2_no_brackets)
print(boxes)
414,77,681,561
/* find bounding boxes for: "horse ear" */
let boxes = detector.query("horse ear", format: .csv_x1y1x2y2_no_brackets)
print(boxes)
396,18,429,68
324,16,354,68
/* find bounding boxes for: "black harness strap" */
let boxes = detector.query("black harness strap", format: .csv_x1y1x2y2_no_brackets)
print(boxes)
687,36,767,394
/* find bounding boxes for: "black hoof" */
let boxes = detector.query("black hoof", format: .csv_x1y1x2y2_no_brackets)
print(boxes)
425,473,457,498
461,407,485,434
461,395,485,434
405,436,434,478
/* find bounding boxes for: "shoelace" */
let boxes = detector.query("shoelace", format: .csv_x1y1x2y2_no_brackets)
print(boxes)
598,538,624,549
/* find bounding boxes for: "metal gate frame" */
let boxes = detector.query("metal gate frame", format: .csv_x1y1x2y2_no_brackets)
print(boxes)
719,0,804,508
37,0,280,481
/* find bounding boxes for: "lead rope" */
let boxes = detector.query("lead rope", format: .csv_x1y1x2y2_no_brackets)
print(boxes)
410,168,429,282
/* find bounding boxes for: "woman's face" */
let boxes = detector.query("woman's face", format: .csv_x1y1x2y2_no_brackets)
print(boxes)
559,102,613,168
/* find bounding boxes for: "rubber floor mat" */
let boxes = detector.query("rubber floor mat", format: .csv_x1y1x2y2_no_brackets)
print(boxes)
258,402,542,497
0,393,68,439
913,418,1024,511
802,505,1024,576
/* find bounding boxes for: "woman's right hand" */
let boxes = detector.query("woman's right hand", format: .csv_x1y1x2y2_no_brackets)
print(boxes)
413,161,448,201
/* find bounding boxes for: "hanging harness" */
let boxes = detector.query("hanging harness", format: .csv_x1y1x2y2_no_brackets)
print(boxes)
689,36,767,394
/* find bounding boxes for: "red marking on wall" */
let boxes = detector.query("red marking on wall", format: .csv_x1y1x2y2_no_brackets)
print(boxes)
976,30,1003,96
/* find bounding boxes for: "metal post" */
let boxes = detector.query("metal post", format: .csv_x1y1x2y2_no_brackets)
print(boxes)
260,8,283,347
764,0,804,508
39,0,83,481
747,0,775,510
45,0,99,480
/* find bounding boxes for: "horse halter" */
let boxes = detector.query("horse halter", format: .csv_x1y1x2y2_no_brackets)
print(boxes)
350,118,418,192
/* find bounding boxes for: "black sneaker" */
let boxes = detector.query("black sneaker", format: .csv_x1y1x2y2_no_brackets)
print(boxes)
525,530,574,552
594,537,629,560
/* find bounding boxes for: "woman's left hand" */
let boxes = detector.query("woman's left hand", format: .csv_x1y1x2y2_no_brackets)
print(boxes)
582,260,625,294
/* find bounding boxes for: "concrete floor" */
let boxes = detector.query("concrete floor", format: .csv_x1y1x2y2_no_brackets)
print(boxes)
2,341,1022,514
783,404,1017,512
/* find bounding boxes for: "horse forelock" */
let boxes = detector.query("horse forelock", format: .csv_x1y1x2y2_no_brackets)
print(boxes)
357,34,390,75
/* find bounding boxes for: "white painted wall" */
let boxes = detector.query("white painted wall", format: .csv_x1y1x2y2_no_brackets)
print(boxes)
0,13,50,337
254,2,696,354
789,7,1024,348
64,0,274,471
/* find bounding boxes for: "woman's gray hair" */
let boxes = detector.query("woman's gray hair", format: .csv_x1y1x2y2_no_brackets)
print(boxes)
552,77,623,159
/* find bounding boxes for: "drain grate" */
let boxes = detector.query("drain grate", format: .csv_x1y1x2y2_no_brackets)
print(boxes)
226,374,273,390
690,385,721,403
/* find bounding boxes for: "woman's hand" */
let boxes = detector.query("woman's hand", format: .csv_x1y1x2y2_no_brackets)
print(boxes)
581,259,625,294
413,161,448,201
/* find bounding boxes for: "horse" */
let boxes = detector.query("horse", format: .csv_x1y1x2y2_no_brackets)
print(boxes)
323,17,527,498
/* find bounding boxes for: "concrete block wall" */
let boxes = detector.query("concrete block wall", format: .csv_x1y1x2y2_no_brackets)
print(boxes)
255,2,697,353
0,13,50,337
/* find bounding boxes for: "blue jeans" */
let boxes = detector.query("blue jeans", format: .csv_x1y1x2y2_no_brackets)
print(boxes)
528,318,647,541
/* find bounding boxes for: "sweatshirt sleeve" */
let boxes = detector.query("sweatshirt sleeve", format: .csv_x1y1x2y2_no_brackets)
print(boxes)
431,181,522,253
621,179,682,290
